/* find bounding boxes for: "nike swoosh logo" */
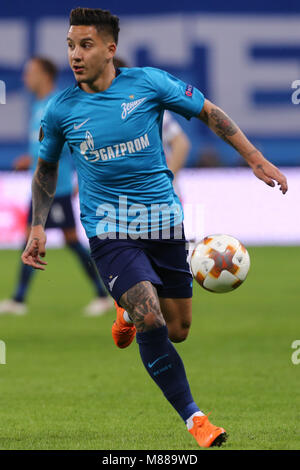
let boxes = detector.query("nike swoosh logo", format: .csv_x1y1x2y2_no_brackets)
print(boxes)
74,118,90,130
108,275,118,291
148,354,169,369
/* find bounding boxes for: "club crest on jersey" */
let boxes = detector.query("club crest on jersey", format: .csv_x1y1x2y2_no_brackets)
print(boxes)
185,84,194,97
121,97,147,120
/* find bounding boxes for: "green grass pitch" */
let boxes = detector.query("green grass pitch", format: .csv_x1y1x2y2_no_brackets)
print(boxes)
0,247,299,450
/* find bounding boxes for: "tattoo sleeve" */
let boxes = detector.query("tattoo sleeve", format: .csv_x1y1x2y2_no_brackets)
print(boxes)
198,102,261,162
31,158,58,227
120,281,165,333
200,107,239,150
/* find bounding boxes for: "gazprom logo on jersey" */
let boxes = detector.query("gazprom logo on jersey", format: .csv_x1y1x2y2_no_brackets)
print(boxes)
80,131,150,162
95,196,183,240
121,97,147,120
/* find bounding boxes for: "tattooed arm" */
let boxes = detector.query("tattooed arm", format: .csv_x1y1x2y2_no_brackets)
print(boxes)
198,99,288,194
21,158,58,270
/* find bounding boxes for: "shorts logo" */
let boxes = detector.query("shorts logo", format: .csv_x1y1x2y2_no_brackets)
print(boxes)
108,275,119,291
185,84,194,97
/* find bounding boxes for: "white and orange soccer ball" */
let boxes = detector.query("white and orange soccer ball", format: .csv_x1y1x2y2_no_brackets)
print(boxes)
190,234,250,293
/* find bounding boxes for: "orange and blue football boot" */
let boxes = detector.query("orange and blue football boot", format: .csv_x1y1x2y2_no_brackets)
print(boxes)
188,414,227,448
112,301,136,348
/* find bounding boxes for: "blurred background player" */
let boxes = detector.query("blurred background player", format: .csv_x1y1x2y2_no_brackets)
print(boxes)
162,110,190,199
0,57,113,316
162,110,190,177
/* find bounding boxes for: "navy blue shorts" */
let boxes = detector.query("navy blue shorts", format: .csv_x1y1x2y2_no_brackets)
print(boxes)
27,194,76,230
89,229,193,303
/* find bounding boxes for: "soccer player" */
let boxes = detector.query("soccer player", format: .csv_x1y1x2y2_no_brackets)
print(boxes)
21,8,288,448
0,56,113,316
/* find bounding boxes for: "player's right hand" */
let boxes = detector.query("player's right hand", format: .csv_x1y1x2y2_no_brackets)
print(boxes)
21,226,48,270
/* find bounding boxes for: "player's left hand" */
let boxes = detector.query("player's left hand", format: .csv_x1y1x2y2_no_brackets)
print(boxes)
21,226,48,270
251,159,288,194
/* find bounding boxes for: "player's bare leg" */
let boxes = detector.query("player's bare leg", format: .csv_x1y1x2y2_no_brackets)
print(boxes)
118,280,227,448
112,297,192,346
62,227,78,244
119,281,165,332
112,281,163,348
159,297,192,343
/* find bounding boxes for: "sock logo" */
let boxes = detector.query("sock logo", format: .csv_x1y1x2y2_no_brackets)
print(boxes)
148,354,169,369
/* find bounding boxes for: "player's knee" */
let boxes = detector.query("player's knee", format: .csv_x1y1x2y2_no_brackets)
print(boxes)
168,321,191,343
131,305,165,330
169,330,189,343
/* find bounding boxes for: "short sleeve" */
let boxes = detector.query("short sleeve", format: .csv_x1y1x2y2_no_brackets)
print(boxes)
38,97,65,163
143,67,205,120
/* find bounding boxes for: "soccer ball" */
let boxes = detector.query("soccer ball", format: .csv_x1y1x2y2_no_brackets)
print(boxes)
190,234,250,293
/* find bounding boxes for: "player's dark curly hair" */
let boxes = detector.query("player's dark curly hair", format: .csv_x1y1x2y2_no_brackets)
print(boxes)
69,7,120,44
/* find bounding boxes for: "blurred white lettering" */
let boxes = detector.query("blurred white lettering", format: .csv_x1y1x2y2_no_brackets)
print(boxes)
291,340,300,365
0,80,5,104
291,80,300,104
0,340,6,364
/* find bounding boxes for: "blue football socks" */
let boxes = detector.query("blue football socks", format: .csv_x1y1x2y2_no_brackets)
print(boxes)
136,325,200,422
13,262,35,303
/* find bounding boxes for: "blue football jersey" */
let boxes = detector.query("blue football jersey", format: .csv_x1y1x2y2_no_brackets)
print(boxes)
29,92,73,197
39,67,205,238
